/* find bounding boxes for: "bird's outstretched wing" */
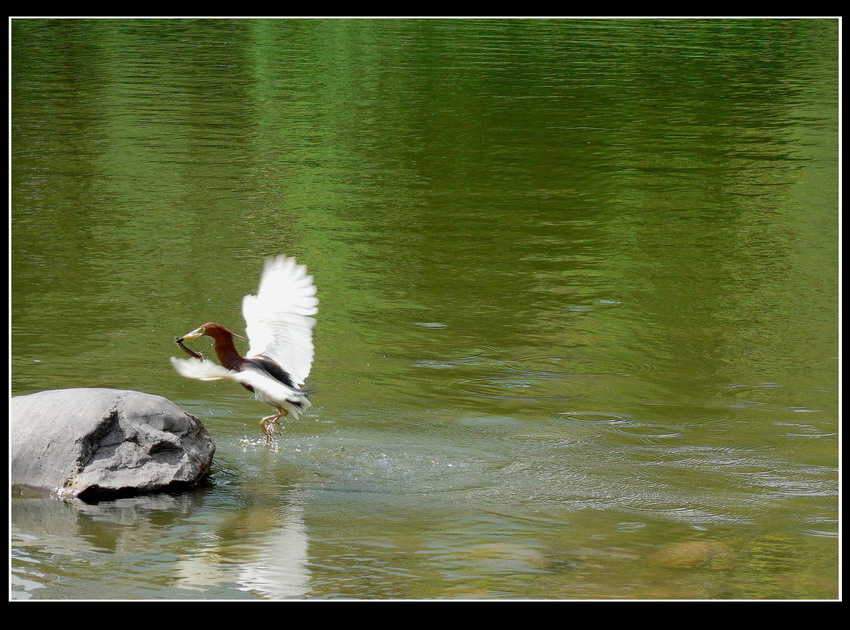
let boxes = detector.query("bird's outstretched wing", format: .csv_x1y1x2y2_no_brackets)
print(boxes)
170,356,234,381
241,255,318,387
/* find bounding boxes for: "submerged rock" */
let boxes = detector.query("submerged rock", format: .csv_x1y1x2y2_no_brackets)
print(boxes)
647,541,737,570
11,388,215,500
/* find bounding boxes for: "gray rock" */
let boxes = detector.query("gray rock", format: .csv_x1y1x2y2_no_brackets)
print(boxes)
11,388,215,500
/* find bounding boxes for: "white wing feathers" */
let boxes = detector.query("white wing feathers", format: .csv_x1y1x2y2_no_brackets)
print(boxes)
170,356,234,381
242,255,318,387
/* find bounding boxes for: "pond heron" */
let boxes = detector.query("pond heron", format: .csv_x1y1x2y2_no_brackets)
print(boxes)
171,256,318,442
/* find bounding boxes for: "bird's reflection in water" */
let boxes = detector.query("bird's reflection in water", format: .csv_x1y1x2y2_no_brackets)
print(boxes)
173,496,311,600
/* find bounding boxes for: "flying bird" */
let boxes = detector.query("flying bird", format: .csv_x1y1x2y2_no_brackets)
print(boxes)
171,256,318,441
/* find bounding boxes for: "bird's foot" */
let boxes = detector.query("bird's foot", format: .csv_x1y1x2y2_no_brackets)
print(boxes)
260,413,284,443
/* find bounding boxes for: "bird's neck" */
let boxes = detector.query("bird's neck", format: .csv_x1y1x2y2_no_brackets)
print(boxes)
212,335,243,371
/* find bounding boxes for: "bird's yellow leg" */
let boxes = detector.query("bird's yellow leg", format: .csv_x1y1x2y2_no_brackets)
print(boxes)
260,415,278,441
260,409,288,442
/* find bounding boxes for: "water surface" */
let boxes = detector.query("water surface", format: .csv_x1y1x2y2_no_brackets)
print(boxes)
11,18,839,600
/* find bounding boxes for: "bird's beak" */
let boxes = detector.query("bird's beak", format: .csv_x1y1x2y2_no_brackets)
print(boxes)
176,327,205,343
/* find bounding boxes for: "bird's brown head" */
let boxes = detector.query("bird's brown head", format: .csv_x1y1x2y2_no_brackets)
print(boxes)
176,322,245,343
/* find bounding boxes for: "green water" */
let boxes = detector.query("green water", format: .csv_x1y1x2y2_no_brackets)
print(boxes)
11,18,839,600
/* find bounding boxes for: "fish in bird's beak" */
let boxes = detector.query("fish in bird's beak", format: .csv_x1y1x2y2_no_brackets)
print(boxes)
175,326,206,343
174,327,206,360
